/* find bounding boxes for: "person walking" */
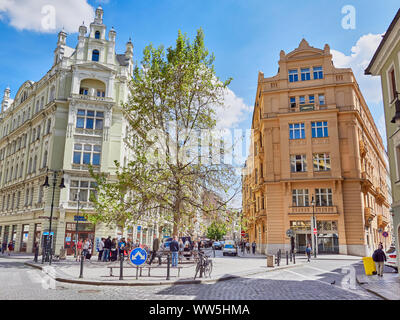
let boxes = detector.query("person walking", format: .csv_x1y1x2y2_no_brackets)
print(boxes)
98,238,105,261
118,237,126,260
76,238,83,262
170,236,179,267
372,243,387,277
149,234,161,265
110,238,118,262
246,241,250,254
252,241,256,254
103,236,111,262
1,241,6,255
7,242,13,256
305,243,312,262
82,239,90,261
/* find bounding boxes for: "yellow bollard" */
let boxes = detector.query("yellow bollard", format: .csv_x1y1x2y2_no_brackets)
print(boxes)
362,257,376,275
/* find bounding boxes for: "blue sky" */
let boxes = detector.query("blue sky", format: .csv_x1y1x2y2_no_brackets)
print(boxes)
0,0,398,143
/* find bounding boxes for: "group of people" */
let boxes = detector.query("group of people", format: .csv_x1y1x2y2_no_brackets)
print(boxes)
1,241,13,256
97,236,149,262
74,238,93,262
239,240,257,254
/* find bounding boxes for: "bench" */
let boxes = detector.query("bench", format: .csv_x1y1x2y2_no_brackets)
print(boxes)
107,264,183,278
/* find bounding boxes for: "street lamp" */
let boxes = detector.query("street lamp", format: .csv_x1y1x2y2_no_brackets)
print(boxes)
74,192,84,258
42,169,65,265
311,195,317,258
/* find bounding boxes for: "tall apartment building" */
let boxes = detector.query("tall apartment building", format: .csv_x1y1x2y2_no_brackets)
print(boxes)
0,7,165,255
242,39,391,256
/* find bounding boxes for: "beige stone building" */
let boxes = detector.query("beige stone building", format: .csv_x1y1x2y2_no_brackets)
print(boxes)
242,39,391,256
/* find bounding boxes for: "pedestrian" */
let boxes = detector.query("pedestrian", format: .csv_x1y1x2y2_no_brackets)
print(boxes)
125,238,132,257
98,238,105,261
372,243,387,277
241,241,245,254
133,239,140,248
1,241,6,255
252,241,256,254
103,236,111,262
82,239,90,261
76,238,83,262
110,238,117,262
149,234,161,265
305,243,312,262
118,237,126,260
246,241,250,254
178,239,184,262
7,242,13,256
86,239,93,260
170,236,179,267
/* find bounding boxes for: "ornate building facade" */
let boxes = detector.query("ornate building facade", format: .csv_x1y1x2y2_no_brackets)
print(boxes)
0,7,165,255
242,39,392,256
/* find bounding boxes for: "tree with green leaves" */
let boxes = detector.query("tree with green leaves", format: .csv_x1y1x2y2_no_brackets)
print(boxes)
206,221,227,241
90,29,239,235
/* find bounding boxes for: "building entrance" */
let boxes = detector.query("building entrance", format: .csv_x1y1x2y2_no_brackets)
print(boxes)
64,223,95,255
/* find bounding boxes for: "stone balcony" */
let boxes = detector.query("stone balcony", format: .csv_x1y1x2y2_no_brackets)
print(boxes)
74,128,103,137
377,214,389,229
288,205,338,214
364,207,376,227
71,93,113,103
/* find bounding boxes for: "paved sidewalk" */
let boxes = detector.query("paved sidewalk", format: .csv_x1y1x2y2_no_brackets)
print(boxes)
356,269,400,300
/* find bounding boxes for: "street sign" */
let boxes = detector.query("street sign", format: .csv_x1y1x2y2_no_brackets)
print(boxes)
42,232,54,236
313,228,317,235
382,231,389,238
129,247,147,266
241,230,245,237
286,229,294,237
74,215,87,222
137,226,142,232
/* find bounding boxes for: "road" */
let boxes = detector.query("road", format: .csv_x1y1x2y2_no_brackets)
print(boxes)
0,250,382,300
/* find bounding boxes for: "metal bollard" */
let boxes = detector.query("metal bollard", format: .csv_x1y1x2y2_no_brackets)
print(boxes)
119,254,124,280
286,251,289,265
34,246,39,263
166,254,171,280
79,253,84,278
289,250,292,262
293,252,296,264
213,247,215,258
277,250,280,266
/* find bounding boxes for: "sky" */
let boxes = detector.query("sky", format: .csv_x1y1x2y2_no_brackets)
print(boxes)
0,0,398,208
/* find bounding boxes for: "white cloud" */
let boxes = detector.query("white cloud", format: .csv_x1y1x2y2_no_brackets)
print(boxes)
331,33,383,104
215,87,252,129
377,113,387,146
0,0,95,33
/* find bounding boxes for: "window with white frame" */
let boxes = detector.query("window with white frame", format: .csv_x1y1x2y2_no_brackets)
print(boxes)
73,143,101,166
318,94,325,105
313,66,323,79
301,68,311,81
289,123,305,139
69,180,98,202
290,155,307,172
96,90,105,97
309,95,315,104
292,189,309,206
290,97,296,109
299,96,305,104
313,153,331,171
288,69,298,82
315,188,333,206
311,121,328,138
76,110,104,130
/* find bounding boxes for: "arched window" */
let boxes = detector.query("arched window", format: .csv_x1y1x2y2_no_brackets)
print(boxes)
92,50,100,62
95,31,100,39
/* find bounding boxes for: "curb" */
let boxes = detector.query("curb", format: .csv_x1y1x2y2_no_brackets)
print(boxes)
355,276,390,300
24,261,304,287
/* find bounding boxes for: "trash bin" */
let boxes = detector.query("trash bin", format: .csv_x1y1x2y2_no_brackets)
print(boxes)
362,257,376,275
267,255,275,267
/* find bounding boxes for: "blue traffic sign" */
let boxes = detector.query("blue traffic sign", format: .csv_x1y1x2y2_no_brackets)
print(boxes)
43,232,54,236
74,215,87,222
137,225,142,231
129,247,147,266
382,231,389,238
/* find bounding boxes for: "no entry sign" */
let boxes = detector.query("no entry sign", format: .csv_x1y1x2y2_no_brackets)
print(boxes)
313,228,317,235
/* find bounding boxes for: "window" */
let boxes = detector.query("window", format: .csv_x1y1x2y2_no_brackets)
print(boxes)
318,94,325,105
73,144,101,166
315,188,333,206
95,31,100,39
92,50,100,62
290,155,307,172
313,66,323,79
46,119,51,134
311,121,328,138
289,123,305,139
76,110,104,130
42,150,48,168
96,90,105,97
389,68,397,102
290,97,296,109
313,153,331,171
301,68,311,81
292,189,309,206
288,69,298,82
79,88,89,95
69,180,98,202
299,96,305,105
38,186,44,203
309,95,315,104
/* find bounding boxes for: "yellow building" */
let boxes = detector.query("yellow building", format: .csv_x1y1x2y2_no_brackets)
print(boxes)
242,39,391,256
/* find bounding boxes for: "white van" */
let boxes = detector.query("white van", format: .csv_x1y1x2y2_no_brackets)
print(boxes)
222,240,237,256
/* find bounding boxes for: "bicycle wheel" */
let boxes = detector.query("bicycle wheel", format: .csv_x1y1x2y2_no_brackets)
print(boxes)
205,260,213,278
194,262,201,280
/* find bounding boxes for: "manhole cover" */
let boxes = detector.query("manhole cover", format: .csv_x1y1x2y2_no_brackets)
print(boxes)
78,289,101,294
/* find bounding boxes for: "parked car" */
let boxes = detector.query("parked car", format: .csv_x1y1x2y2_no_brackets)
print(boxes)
222,240,237,256
385,246,398,272
212,241,223,250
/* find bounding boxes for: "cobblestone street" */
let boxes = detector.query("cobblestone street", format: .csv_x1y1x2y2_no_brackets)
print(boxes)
0,255,383,300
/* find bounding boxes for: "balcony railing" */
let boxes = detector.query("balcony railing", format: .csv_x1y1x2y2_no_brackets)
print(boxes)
71,164,100,172
74,128,103,136
288,206,337,214
71,93,113,103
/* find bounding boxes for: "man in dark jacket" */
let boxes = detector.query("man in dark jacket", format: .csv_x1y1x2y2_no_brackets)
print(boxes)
170,236,179,267
372,244,387,277
149,234,161,265
102,236,112,262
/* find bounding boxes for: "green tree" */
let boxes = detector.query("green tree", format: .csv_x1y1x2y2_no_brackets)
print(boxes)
90,29,239,234
206,221,227,241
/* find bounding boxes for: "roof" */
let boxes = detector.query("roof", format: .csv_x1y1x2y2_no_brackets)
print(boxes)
365,8,400,75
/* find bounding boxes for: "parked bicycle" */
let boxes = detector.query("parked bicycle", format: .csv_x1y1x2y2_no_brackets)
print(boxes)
194,250,213,279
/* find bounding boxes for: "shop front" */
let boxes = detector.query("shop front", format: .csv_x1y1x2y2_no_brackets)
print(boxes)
64,222,95,256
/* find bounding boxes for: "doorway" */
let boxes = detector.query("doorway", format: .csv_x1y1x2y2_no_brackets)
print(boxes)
64,223,95,255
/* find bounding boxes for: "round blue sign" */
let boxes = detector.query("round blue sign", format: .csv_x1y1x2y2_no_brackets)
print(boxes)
129,247,147,266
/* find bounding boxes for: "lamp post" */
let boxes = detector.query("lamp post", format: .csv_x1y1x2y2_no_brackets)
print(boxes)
311,195,317,259
74,192,84,258
42,169,65,265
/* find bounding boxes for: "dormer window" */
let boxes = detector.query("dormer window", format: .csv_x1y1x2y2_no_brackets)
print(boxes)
95,31,100,39
92,50,100,62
